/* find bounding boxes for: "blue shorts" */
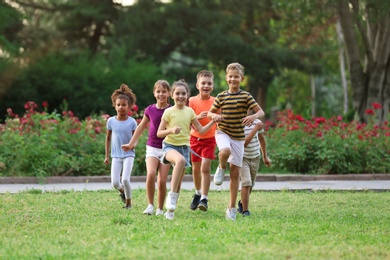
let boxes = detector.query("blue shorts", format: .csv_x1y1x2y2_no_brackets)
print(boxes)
161,142,191,168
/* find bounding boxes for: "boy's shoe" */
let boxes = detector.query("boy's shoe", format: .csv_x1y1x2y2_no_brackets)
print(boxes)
214,167,225,185
164,211,174,220
237,200,243,213
198,199,208,212
123,204,132,210
120,193,126,204
225,208,237,221
190,194,201,210
165,192,179,211
143,204,154,215
242,210,250,217
155,209,164,216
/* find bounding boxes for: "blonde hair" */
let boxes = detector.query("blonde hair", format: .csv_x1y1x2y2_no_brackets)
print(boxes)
226,62,244,76
111,84,136,107
196,70,214,80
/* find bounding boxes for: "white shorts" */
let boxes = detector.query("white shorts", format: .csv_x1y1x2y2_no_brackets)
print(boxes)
145,145,163,160
215,130,244,167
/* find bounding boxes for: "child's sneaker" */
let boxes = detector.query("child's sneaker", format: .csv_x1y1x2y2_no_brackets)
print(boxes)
120,193,126,204
242,210,250,217
237,200,243,213
190,194,201,210
165,192,179,211
155,208,164,216
123,204,132,210
143,204,154,215
225,208,237,221
198,199,208,212
164,211,174,220
213,167,225,185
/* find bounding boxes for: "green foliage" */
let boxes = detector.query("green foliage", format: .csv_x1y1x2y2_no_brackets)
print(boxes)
1,51,163,120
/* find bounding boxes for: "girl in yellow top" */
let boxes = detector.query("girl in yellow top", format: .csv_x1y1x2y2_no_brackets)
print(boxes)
157,80,216,220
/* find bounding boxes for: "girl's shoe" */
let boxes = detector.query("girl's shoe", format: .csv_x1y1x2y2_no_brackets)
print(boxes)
155,209,164,216
123,204,132,210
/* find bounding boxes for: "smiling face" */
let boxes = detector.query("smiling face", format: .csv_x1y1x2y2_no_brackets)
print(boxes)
226,69,244,92
196,76,214,97
115,98,130,117
154,84,170,106
172,85,188,108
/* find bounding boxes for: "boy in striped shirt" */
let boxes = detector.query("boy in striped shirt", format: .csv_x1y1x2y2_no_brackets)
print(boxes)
208,62,265,221
238,115,272,217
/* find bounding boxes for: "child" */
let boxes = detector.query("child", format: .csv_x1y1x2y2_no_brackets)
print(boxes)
122,80,171,216
188,70,217,212
208,62,265,221
104,84,137,209
238,116,272,217
157,80,216,220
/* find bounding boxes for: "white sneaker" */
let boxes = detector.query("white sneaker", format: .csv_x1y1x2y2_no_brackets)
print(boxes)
165,192,179,211
143,204,154,215
164,211,174,220
225,208,237,221
155,208,164,216
214,167,225,185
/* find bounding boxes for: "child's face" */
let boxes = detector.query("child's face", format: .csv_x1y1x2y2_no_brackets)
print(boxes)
196,76,214,96
172,86,188,106
226,69,244,89
115,98,130,116
154,84,170,104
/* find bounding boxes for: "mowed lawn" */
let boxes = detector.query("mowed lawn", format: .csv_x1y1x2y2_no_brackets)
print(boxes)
1,189,389,259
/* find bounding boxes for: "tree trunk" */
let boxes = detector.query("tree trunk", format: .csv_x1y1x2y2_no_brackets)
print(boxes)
336,19,349,115
248,78,267,116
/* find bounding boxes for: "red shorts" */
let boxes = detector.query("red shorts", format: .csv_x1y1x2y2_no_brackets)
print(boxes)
190,135,217,162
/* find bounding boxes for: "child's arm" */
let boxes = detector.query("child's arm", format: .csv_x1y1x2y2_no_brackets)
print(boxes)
242,105,265,126
104,130,112,165
258,133,272,167
122,115,149,152
191,118,216,134
244,122,264,147
157,119,182,138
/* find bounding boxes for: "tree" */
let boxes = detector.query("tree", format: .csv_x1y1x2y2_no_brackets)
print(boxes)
336,0,390,123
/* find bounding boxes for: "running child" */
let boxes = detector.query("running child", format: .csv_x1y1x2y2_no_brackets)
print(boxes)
104,84,137,209
157,80,216,220
122,80,171,216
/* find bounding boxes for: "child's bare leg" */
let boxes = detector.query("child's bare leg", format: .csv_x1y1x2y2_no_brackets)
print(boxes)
145,157,159,205
241,186,250,211
192,161,202,191
157,163,170,210
165,150,186,193
229,164,240,208
201,159,212,196
218,148,231,169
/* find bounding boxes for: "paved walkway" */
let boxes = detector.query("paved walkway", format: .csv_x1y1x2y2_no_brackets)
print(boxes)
1,174,390,193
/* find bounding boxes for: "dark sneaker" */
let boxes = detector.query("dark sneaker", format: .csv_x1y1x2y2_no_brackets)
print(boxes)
198,199,208,212
237,200,243,213
242,210,250,217
190,194,201,210
120,193,126,204
123,204,132,210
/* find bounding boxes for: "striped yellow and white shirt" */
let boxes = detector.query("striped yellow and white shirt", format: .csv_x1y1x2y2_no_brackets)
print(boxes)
244,119,264,159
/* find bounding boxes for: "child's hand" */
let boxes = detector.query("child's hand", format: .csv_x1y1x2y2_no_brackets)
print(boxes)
254,121,264,130
263,156,272,167
197,111,208,120
212,114,223,122
172,126,182,134
122,143,135,152
242,114,256,126
104,157,110,165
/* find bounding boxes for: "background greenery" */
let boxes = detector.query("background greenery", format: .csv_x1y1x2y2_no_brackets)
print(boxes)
1,189,390,259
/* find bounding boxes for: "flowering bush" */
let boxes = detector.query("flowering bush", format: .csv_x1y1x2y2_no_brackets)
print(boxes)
0,101,146,177
266,103,390,174
1,102,389,177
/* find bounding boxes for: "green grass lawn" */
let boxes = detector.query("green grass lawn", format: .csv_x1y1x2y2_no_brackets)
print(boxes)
1,189,389,259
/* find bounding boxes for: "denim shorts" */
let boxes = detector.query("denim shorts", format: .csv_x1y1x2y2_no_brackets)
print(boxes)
161,142,191,168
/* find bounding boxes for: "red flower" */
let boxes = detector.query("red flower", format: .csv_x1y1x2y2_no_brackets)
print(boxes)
132,104,139,113
372,103,382,109
315,117,326,124
337,115,342,121
365,109,375,115
42,101,48,108
358,135,364,140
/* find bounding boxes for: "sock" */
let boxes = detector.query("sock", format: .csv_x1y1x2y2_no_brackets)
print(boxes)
200,195,208,200
195,190,201,195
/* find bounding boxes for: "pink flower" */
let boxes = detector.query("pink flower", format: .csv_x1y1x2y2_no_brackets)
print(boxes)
337,115,342,121
132,104,139,112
